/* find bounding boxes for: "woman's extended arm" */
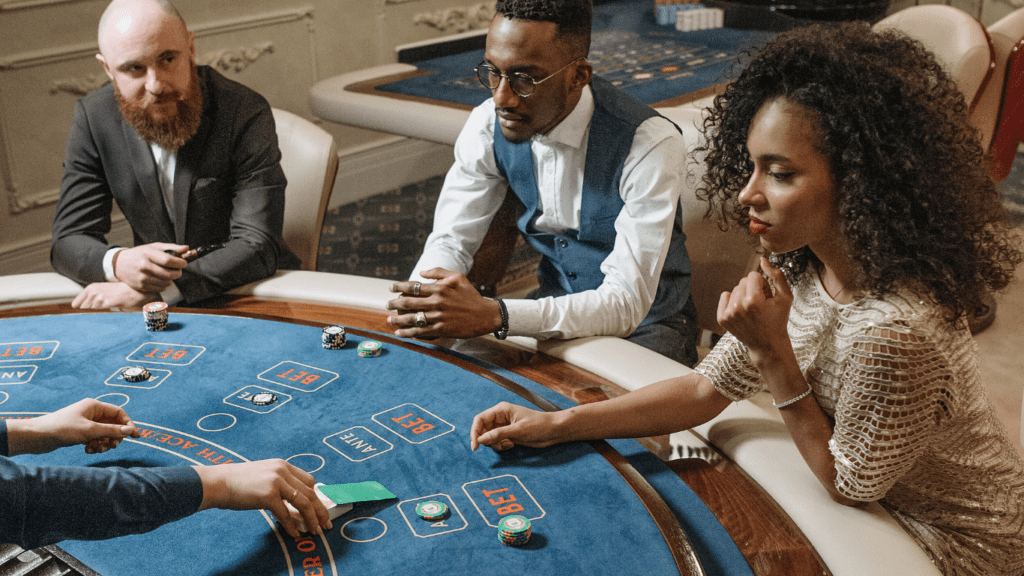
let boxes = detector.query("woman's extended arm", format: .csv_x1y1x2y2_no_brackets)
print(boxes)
471,371,731,451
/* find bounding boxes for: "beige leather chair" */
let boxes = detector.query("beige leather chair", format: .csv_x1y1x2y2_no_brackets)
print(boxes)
873,7,1000,332
659,105,760,336
972,8,1024,181
873,5,993,110
272,108,339,271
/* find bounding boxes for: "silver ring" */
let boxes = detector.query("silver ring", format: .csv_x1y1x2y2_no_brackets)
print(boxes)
412,282,422,296
288,489,297,502
414,311,427,327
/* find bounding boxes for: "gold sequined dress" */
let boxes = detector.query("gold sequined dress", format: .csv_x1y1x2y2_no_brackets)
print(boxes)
694,272,1024,576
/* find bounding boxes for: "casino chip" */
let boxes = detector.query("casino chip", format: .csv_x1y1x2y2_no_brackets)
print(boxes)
497,514,532,546
322,325,346,350
415,500,450,521
143,301,169,332
121,366,150,382
357,340,383,358
251,392,278,406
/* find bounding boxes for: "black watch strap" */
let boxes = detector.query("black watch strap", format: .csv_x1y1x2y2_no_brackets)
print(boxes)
494,298,509,340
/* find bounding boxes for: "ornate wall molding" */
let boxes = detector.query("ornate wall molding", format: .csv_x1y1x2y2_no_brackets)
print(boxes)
8,187,60,214
198,42,275,73
413,2,495,33
46,42,277,97
49,73,108,98
0,0,78,11
0,6,313,71
2,5,318,215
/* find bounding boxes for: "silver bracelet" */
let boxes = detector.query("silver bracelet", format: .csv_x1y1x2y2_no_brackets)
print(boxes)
772,384,813,409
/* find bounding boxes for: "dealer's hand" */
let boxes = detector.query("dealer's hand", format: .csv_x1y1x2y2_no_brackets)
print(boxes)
4,398,139,456
386,268,503,339
72,281,158,309
113,243,188,293
194,459,331,539
470,401,562,451
717,256,794,367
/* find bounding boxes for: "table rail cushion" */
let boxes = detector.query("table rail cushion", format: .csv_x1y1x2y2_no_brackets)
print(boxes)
310,64,472,146
0,273,83,309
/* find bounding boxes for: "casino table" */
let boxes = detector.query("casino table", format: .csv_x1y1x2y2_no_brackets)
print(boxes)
309,0,776,145
0,297,830,576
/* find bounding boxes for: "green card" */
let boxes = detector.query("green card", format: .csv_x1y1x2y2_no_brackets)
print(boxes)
318,481,397,506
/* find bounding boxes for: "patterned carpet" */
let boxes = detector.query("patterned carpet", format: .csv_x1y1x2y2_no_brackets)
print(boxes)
317,175,445,281
317,175,542,291
318,148,1024,280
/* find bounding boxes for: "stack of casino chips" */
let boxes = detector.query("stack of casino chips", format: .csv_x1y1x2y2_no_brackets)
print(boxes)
497,514,532,546
121,366,150,383
357,340,383,357
143,301,168,331
415,500,450,522
322,325,346,349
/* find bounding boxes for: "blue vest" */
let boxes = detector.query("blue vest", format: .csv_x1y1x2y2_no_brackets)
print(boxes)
493,76,691,327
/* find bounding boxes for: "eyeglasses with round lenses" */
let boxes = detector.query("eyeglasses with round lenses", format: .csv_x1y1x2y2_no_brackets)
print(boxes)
474,57,586,98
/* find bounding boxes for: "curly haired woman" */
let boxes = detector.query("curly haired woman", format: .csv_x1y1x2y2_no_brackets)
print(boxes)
469,22,1024,575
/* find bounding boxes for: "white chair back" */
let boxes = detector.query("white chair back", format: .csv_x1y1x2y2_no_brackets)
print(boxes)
272,108,339,271
873,5,993,109
658,105,759,335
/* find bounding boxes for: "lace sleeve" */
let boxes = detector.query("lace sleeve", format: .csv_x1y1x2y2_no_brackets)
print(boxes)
830,321,956,502
694,333,765,402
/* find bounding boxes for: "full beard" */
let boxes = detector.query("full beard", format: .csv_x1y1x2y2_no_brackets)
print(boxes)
116,64,203,150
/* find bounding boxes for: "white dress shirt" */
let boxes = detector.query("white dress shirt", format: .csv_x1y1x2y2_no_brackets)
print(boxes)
102,143,183,305
411,85,690,340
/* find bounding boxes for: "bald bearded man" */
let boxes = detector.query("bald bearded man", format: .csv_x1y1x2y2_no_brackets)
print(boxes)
51,0,299,309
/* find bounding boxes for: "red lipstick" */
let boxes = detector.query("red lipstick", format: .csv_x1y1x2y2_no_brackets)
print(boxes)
749,216,770,235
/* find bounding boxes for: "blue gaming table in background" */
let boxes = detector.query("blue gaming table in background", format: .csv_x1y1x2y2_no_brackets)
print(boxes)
375,0,775,108
0,310,754,576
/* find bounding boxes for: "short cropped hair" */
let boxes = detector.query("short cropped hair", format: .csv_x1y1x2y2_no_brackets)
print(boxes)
494,0,592,57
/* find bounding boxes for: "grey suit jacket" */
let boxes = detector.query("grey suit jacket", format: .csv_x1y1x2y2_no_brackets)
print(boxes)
51,66,300,304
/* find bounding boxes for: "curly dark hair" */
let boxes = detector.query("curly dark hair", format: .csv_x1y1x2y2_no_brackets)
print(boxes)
695,21,1022,324
494,0,592,57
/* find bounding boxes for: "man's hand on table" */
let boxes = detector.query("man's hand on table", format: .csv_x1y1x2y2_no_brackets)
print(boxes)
72,281,158,309
386,268,503,339
113,243,188,293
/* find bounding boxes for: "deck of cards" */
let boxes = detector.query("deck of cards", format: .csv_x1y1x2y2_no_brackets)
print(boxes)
286,481,397,533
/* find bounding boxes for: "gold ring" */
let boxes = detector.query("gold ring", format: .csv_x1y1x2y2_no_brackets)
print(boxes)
412,282,422,296
289,489,297,502
415,311,427,327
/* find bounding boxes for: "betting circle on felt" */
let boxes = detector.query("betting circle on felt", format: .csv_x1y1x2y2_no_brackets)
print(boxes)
0,311,752,576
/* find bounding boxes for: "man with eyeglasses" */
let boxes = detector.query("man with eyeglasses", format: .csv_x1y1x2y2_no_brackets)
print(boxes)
386,0,698,366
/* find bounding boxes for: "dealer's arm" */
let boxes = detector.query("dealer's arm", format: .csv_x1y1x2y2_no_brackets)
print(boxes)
0,399,328,549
